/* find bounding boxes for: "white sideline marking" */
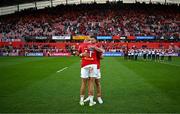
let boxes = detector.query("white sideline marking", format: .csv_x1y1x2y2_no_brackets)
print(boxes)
57,67,68,73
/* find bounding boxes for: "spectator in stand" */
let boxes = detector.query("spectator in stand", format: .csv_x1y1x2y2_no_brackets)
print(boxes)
0,3,179,39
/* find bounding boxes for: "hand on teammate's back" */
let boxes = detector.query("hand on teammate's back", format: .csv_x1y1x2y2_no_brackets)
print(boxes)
88,45,96,50
81,52,90,57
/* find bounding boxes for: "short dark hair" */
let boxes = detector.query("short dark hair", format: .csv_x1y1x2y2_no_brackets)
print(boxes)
90,36,97,40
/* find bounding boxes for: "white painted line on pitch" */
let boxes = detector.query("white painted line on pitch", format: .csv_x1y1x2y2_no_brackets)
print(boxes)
57,67,68,73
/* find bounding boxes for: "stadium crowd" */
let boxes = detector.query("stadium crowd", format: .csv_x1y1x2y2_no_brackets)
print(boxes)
0,3,179,41
0,3,179,58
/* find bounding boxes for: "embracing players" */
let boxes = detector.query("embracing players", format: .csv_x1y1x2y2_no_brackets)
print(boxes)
78,36,104,106
84,37,104,104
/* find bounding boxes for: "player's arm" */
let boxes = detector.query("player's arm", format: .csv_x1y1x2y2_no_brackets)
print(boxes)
89,45,105,53
94,46,105,53
77,46,89,57
100,54,104,59
76,46,81,56
75,51,80,56
79,52,89,57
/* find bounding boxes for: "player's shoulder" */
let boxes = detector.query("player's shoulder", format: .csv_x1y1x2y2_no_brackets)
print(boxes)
97,51,103,56
79,43,85,48
95,43,101,47
80,42,89,47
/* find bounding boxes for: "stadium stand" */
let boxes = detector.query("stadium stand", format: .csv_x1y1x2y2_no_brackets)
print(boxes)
0,3,179,56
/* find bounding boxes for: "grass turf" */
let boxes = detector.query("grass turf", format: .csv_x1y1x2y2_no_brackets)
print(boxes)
0,56,180,113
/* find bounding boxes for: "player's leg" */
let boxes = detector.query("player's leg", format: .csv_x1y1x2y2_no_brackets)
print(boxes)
95,79,103,104
80,78,87,105
95,79,101,97
88,65,98,106
88,77,96,106
84,79,91,102
79,67,88,106
84,79,99,103
95,69,103,104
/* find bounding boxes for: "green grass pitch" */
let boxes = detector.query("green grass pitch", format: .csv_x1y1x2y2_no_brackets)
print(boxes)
0,56,180,113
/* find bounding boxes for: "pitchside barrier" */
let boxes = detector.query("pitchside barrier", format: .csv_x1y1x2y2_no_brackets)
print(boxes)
0,35,179,42
52,36,71,40
1,52,19,56
50,53,71,56
102,52,179,57
103,52,124,56
25,52,72,57
26,53,44,56
0,52,179,57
